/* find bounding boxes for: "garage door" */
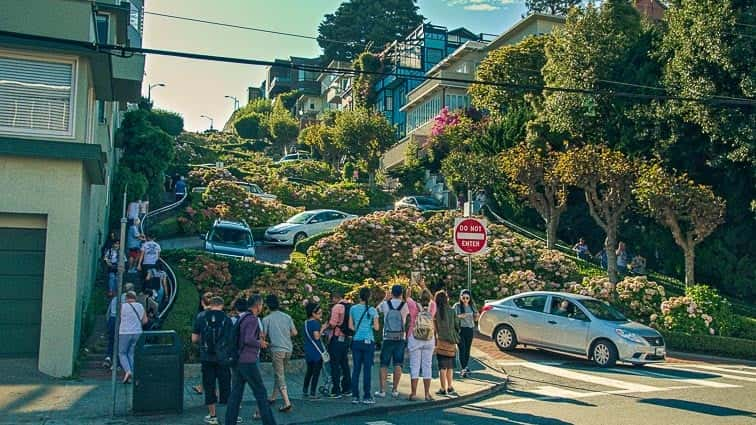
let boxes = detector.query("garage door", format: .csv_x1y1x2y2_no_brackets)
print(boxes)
0,228,45,357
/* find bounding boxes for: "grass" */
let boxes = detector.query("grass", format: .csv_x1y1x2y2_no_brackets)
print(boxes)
150,215,181,240
160,261,200,362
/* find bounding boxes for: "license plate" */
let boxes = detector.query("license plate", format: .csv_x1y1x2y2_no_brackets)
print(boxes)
655,347,665,356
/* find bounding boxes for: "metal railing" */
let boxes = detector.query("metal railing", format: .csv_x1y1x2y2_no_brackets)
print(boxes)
139,192,188,320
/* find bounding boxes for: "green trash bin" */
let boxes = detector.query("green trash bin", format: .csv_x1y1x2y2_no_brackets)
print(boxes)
133,330,184,415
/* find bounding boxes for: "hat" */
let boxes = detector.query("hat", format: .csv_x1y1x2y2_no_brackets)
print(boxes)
460,289,472,298
391,285,404,297
124,283,135,292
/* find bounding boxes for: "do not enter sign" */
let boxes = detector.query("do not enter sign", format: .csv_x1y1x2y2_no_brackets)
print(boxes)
454,217,488,255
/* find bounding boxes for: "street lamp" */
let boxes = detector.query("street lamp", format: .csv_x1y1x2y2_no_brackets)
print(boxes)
200,114,214,131
224,95,240,111
147,82,166,102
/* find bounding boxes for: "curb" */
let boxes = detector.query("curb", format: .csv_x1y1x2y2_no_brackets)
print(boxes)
668,350,756,366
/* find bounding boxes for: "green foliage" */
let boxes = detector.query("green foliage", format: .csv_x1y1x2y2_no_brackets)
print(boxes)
269,102,299,155
661,331,756,360
525,0,581,15
353,52,382,109
160,254,201,362
233,112,268,140
295,231,335,254
318,0,423,62
148,109,184,136
685,284,737,337
300,121,339,166
333,108,395,173
440,150,498,194
342,161,355,182
276,160,339,183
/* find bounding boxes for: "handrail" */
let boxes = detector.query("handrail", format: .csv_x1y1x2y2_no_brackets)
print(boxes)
139,192,188,320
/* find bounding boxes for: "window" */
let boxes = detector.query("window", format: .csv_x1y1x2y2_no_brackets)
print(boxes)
0,54,76,137
384,94,393,111
96,14,109,44
97,100,106,124
549,297,589,321
129,1,143,33
513,295,547,312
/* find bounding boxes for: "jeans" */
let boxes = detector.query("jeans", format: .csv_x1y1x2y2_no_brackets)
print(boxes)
225,362,276,425
458,327,474,370
328,338,351,394
202,361,231,406
107,316,116,358
155,286,165,305
107,271,117,295
351,340,375,399
379,339,406,367
303,359,323,395
118,333,140,374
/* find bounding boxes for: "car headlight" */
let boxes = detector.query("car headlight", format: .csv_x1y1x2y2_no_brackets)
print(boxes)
615,329,646,344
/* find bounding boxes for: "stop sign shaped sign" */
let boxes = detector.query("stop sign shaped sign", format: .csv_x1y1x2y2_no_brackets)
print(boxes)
454,217,488,255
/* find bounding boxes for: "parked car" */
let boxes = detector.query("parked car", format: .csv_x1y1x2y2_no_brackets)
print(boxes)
202,219,255,260
264,209,357,246
394,196,446,212
192,180,277,201
478,291,666,367
277,152,311,163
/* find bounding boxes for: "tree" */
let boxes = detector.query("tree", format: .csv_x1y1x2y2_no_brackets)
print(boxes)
556,145,636,285
525,0,581,15
148,109,184,136
441,151,499,200
268,102,299,155
332,108,394,187
233,112,268,140
635,163,726,286
300,121,341,167
352,52,382,109
500,144,568,249
318,0,424,62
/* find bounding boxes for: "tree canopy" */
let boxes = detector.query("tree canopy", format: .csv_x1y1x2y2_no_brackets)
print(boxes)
525,0,581,16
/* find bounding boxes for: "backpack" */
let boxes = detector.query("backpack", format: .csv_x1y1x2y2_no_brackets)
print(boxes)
217,315,245,367
201,312,229,358
383,300,406,341
337,301,354,337
413,305,434,341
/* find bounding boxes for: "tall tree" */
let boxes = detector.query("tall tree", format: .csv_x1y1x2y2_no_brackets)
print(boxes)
635,163,726,286
556,145,636,285
268,101,299,155
318,0,424,62
332,108,394,187
500,144,568,249
525,0,581,16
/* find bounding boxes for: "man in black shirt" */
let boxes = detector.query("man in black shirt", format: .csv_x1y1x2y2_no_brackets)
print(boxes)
192,296,232,425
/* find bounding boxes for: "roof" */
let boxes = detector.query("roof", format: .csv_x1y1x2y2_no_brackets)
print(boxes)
486,13,566,51
506,291,596,301
213,220,251,230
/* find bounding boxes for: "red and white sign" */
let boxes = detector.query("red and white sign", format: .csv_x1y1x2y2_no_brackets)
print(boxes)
453,217,488,255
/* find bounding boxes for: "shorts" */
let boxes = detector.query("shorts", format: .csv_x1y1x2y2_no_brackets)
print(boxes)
436,354,455,370
128,248,140,259
272,351,291,389
379,339,406,367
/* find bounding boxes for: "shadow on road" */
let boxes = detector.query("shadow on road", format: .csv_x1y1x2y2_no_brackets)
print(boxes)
457,404,575,424
638,398,756,418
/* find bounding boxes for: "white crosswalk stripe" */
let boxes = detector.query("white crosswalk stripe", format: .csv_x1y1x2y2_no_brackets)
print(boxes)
610,367,741,388
650,364,756,383
520,362,661,392
366,421,395,425
666,364,756,377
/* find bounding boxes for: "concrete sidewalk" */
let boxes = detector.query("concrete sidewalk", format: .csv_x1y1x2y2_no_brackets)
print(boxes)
0,347,507,425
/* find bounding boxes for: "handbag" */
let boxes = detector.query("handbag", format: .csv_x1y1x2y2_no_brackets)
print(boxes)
435,339,457,357
305,320,330,363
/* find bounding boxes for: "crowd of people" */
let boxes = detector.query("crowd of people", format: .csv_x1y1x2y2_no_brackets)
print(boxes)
573,238,647,275
191,281,480,425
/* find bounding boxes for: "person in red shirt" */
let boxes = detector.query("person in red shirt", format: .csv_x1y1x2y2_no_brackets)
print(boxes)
325,289,352,398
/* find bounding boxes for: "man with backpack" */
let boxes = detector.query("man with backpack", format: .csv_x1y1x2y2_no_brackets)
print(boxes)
325,289,352,398
192,296,232,425
375,284,410,398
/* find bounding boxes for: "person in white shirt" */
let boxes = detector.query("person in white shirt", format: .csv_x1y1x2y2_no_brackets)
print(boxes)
119,291,148,383
138,233,161,275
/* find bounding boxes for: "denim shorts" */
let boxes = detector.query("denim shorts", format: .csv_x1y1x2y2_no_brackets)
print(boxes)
380,339,406,367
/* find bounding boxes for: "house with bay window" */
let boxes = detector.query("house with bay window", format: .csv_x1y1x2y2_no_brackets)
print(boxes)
0,0,145,377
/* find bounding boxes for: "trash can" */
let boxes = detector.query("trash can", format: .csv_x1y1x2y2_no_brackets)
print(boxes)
133,330,184,415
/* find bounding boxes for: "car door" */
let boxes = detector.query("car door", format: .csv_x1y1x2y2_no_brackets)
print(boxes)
323,212,346,232
510,295,549,345
306,212,330,235
544,296,591,353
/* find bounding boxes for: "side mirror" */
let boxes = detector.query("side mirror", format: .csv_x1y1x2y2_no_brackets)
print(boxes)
200,233,206,241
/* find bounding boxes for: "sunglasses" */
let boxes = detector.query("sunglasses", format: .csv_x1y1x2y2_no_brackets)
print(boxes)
462,296,470,300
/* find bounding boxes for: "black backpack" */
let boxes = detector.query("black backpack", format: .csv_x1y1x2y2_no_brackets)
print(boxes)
201,312,231,361
338,301,354,337
218,313,250,367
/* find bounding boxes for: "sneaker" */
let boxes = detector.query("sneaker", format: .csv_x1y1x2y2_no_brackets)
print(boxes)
102,357,112,369
204,415,218,425
328,392,342,399
391,391,400,398
362,398,376,405
374,391,386,398
236,417,243,423
352,397,361,404
341,389,353,396
435,389,447,396
447,389,459,398
309,393,320,399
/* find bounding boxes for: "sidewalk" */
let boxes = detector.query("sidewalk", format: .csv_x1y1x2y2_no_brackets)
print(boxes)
0,348,507,425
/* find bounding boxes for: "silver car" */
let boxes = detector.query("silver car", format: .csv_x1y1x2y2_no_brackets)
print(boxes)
478,291,666,367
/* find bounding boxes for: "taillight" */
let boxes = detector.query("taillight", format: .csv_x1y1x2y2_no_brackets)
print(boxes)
481,305,493,313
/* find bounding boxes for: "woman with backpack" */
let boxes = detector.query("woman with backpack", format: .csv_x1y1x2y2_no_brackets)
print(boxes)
453,289,479,378
434,290,460,397
406,288,437,401
348,287,379,404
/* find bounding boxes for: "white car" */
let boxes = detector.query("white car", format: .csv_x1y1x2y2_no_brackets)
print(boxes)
192,181,277,201
264,209,356,246
277,152,311,163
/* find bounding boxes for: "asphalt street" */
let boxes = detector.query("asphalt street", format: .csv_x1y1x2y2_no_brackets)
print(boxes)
336,341,756,425
159,236,293,264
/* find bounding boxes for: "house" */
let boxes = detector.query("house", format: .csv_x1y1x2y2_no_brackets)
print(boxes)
247,85,264,103
316,60,354,116
263,56,322,125
0,0,145,377
381,14,565,171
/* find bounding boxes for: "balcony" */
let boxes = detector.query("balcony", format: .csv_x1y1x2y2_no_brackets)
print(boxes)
325,86,342,104
268,76,293,97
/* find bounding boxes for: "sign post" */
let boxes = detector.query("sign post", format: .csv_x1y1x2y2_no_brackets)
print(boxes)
453,217,488,291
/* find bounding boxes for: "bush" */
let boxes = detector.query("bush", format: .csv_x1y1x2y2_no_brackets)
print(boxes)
233,112,267,139
657,284,736,336
203,180,302,227
148,109,184,136
685,284,737,336
614,276,666,324
187,167,235,188
276,160,338,182
661,331,756,360
295,231,334,254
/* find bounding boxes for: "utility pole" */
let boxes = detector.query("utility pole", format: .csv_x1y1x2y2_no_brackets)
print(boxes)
225,95,240,111
111,186,128,416
200,114,214,131
147,82,165,102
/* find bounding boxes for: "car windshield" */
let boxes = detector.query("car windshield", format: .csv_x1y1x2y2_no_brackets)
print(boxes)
287,212,316,224
210,227,252,246
415,196,441,206
580,299,627,322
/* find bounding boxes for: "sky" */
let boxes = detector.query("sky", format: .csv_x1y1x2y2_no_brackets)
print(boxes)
143,0,528,132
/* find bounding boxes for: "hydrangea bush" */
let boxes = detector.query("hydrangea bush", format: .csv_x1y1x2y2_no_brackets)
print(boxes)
614,276,666,324
202,180,302,227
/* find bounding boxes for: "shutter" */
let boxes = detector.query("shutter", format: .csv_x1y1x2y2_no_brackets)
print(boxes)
0,55,74,135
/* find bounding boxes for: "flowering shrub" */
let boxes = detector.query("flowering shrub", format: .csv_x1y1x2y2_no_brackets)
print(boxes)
279,182,370,212
420,211,512,241
345,277,410,306
431,107,461,137
566,276,614,302
202,180,302,227
187,167,235,188
614,276,665,324
410,242,499,299
534,249,580,285
657,284,736,336
276,160,339,183
486,237,542,275
498,270,559,296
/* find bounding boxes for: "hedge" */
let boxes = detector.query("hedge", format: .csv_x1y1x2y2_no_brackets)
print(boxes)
160,261,201,362
661,331,756,360
294,231,334,254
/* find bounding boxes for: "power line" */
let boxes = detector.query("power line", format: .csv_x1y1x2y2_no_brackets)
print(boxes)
1,30,753,107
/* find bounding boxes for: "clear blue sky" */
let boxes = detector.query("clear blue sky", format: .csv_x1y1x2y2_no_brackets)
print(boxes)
143,0,527,131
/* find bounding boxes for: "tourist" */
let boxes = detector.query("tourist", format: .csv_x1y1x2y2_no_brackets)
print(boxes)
103,239,120,297
231,297,248,325
194,291,215,395
434,290,460,397
573,238,591,261
101,231,117,257
126,219,142,272
146,266,168,305
192,296,232,425
261,294,296,413
137,233,161,275
406,288,436,401
127,199,140,225
103,294,119,369
137,288,159,327
375,284,410,398
452,289,478,378
302,302,326,399
326,289,352,398
224,295,276,425
175,176,187,201
119,291,147,384
348,287,379,404
617,241,629,274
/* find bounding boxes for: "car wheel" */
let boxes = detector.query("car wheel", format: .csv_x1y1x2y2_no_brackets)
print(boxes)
293,232,307,245
591,339,618,367
493,325,517,351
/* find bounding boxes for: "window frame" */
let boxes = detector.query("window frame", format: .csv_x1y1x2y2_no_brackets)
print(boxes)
512,295,548,313
0,49,78,139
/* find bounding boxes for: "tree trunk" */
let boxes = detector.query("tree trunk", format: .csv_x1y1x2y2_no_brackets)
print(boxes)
683,246,695,287
605,230,619,287
545,212,559,250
